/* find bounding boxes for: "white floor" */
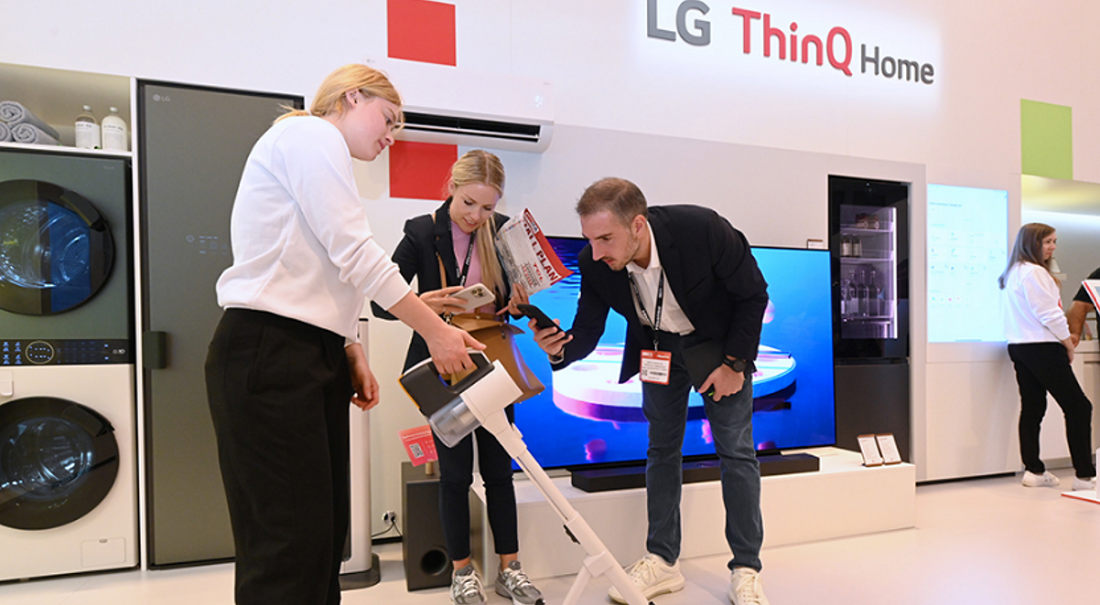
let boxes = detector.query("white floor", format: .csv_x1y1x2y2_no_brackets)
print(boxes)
2,468,1098,605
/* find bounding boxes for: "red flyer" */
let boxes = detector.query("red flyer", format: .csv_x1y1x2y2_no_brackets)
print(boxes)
398,425,438,466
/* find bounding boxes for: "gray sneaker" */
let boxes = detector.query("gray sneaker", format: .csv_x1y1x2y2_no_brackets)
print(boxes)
495,560,544,605
451,564,486,605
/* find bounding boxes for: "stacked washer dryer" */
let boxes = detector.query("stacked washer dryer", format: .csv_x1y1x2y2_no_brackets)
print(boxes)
0,148,137,582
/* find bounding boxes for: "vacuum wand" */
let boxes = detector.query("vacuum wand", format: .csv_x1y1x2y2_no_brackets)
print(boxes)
400,353,652,605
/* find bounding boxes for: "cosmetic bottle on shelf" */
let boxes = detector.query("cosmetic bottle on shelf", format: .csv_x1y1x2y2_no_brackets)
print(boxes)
101,107,128,151
75,105,100,149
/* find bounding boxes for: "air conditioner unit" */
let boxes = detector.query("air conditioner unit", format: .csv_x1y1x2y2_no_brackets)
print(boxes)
369,59,554,153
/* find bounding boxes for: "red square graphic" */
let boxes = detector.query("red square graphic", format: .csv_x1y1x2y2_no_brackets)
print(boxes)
389,140,457,200
388,0,457,66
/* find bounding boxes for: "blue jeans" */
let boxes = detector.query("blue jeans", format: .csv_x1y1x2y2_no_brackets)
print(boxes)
641,332,763,571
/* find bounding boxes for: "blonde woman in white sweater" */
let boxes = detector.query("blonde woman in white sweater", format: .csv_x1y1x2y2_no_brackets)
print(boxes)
206,64,481,605
999,222,1095,490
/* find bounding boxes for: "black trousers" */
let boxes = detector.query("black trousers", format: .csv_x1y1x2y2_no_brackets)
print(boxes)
432,404,518,562
206,309,353,605
1007,342,1095,478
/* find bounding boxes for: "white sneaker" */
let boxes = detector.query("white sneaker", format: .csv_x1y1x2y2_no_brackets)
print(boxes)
608,553,685,604
1071,476,1097,491
1021,471,1060,488
729,567,770,605
451,564,486,605
495,561,544,605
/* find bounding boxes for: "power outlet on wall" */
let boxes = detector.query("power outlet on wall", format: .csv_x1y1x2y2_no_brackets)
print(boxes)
382,510,397,524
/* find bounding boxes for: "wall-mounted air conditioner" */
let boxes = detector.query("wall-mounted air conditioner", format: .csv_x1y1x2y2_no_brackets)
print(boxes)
369,59,554,153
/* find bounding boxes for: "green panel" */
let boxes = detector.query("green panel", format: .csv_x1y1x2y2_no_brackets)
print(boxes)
1021,99,1073,179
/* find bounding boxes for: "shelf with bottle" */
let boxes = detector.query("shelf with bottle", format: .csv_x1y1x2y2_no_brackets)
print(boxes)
0,140,132,158
839,225,892,233
840,256,893,266
0,62,132,155
838,232,893,259
841,314,894,322
839,207,894,231
838,266,892,324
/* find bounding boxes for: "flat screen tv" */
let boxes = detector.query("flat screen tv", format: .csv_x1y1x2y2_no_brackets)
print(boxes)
512,238,836,471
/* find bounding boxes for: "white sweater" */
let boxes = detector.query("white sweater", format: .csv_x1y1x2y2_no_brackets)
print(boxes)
1001,262,1070,344
216,116,410,343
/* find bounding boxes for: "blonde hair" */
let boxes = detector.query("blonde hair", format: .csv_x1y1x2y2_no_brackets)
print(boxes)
999,222,1056,289
448,150,507,304
276,64,404,125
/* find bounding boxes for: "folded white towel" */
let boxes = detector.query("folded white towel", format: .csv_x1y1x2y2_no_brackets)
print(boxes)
11,123,60,146
0,121,10,142
0,100,61,140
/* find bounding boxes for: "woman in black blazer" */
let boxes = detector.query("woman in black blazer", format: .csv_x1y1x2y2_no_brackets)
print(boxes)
373,150,543,605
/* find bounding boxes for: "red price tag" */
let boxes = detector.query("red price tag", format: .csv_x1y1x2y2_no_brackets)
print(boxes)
398,425,438,466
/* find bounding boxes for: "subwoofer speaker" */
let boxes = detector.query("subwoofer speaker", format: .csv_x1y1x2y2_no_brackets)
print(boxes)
401,462,453,591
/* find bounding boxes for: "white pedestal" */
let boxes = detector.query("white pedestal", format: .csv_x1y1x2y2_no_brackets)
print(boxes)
471,447,915,579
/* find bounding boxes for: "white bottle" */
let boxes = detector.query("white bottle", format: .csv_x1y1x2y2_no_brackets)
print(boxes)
101,107,128,151
75,105,101,149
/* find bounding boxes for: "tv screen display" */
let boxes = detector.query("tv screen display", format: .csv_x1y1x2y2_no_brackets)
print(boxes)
512,238,836,470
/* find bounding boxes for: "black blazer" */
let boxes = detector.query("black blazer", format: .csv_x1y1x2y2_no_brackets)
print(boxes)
371,198,512,371
557,205,769,383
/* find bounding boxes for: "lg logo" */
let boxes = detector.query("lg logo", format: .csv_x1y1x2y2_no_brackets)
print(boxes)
646,0,936,85
647,0,711,46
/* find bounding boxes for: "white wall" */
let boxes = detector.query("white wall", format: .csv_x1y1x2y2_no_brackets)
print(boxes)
8,0,1100,527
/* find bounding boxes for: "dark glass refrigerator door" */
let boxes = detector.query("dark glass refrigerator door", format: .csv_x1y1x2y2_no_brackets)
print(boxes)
829,176,909,360
138,81,303,566
829,175,911,460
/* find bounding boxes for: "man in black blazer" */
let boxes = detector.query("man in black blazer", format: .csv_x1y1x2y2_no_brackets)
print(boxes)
1068,266,1100,346
531,178,771,605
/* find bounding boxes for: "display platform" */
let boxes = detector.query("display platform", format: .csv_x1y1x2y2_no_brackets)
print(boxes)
570,452,821,492
1061,490,1100,505
470,447,915,579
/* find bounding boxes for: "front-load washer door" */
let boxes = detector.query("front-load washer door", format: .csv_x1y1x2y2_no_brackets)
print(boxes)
0,180,115,316
0,397,120,530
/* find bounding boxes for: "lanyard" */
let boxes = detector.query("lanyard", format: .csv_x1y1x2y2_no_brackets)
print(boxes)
628,271,665,349
456,238,475,287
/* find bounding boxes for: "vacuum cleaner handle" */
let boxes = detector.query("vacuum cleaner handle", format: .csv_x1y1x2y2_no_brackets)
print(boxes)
399,350,492,417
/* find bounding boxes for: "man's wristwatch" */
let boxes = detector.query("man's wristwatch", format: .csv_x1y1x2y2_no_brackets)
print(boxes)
723,357,748,373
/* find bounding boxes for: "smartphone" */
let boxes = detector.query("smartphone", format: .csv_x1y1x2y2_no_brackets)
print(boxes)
453,283,495,310
517,303,562,333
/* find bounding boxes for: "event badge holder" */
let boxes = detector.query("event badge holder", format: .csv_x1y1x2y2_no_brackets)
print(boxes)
629,271,674,386
857,433,902,467
399,351,656,605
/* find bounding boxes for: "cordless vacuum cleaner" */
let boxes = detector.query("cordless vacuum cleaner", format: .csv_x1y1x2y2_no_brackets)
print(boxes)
400,352,653,605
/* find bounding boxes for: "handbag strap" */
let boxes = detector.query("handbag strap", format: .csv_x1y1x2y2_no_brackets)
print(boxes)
430,211,449,288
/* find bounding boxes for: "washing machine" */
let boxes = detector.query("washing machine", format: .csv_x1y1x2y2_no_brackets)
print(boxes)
0,148,137,582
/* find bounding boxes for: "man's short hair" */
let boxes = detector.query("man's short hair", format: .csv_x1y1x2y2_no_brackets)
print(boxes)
575,178,648,226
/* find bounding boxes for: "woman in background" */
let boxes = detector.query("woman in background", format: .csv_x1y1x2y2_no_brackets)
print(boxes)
999,222,1095,490
374,150,543,605
206,64,480,605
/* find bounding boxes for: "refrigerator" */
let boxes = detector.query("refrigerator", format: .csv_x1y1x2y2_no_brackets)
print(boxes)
139,81,379,584
829,175,911,460
138,81,302,565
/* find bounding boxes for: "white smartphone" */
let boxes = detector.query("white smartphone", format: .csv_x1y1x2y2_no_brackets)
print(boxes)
452,283,495,310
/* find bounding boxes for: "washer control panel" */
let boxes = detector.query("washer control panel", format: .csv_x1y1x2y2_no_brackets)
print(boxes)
1,340,132,365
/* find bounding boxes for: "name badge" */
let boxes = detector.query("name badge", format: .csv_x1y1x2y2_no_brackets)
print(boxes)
639,350,672,384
